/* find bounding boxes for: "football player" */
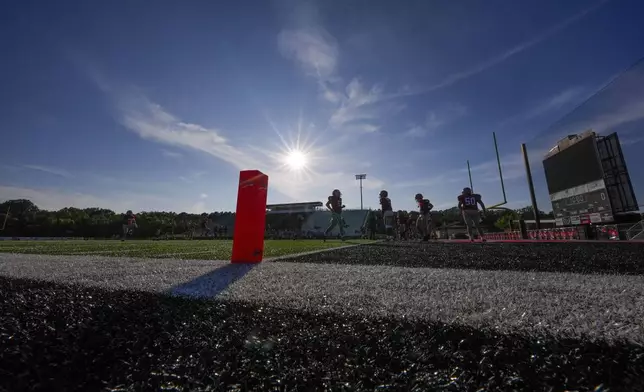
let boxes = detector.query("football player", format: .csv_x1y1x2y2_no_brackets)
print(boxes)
324,189,345,241
457,187,486,242
379,190,394,240
415,193,434,241
397,214,407,240
366,210,378,240
200,213,213,237
121,210,137,241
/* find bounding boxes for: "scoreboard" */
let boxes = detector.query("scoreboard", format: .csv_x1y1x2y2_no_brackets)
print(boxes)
543,134,614,226
549,179,613,226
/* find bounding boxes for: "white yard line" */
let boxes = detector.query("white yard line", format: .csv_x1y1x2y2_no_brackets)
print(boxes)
67,248,143,255
264,242,369,262
155,250,218,258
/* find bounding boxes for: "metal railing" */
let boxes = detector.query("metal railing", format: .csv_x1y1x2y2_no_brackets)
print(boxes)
625,220,644,240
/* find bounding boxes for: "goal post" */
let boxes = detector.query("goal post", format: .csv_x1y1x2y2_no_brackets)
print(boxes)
466,132,508,210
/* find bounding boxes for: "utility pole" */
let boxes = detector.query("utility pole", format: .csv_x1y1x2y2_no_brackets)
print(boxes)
355,174,367,210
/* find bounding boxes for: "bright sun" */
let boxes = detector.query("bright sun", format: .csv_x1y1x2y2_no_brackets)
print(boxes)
284,150,308,171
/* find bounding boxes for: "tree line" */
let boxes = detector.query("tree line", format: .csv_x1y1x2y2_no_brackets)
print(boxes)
0,199,554,238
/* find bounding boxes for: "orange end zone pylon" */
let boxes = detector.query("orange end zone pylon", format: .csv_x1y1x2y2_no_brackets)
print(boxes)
231,170,269,263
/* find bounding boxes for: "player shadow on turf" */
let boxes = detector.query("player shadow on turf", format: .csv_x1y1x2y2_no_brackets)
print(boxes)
168,263,256,298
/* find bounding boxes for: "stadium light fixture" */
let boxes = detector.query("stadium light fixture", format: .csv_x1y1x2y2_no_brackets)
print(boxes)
355,174,367,210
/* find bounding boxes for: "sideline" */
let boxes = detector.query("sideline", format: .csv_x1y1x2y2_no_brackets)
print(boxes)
264,240,379,262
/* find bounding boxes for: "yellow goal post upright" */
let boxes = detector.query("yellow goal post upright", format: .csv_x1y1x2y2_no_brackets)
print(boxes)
465,132,509,211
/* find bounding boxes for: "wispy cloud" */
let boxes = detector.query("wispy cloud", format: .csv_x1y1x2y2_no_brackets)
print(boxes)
22,165,74,178
88,70,387,202
526,87,589,120
200,193,208,199
496,87,588,133
277,20,393,129
418,0,609,93
620,135,644,146
278,28,338,80
405,104,467,138
161,149,182,159
328,78,405,133
523,87,588,124
553,99,644,137
178,172,205,184
277,4,406,134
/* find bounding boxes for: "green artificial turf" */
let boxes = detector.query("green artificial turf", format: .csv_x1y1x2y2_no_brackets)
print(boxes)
0,239,371,260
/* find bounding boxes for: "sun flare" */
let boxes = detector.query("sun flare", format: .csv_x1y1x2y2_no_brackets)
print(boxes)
284,149,308,171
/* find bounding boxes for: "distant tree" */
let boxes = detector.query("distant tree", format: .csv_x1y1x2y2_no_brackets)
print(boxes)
494,211,519,231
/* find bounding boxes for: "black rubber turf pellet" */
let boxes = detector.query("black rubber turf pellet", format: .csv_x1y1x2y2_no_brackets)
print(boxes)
1,276,643,392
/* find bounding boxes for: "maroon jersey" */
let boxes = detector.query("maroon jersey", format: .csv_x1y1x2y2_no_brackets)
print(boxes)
328,195,343,214
418,199,433,214
123,213,136,225
458,194,482,210
380,197,392,212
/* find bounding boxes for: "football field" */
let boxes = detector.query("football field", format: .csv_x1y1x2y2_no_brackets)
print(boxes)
0,239,369,260
2,240,644,390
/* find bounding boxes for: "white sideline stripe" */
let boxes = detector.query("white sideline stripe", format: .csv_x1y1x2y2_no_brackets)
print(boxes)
2,241,376,260
155,250,216,258
264,242,371,262
68,249,140,255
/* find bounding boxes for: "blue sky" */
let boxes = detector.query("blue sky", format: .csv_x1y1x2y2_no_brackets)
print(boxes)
1,0,643,213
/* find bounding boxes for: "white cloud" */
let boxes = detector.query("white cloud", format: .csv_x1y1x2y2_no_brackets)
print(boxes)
161,149,182,159
178,171,206,184
417,0,608,93
553,99,644,138
188,201,207,214
531,87,588,118
328,78,405,133
276,6,406,134
497,87,588,132
200,193,208,199
620,135,644,146
278,28,338,80
404,125,429,138
22,165,74,179
93,77,385,203
405,104,467,138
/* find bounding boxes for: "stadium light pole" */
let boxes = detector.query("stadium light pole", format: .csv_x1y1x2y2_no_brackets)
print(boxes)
521,143,541,230
0,205,9,231
355,174,367,210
